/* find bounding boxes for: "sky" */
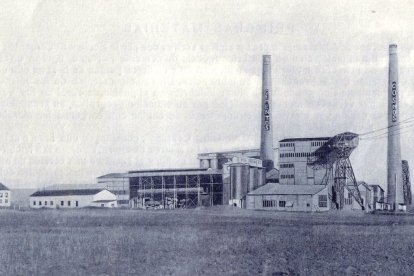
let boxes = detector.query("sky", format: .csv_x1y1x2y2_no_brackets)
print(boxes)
0,0,414,188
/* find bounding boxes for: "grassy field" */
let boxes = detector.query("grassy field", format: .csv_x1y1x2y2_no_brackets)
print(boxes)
1,207,414,276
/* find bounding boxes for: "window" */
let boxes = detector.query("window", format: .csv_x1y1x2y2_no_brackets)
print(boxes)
45,201,47,206
279,201,286,207
39,201,42,206
76,201,79,207
0,193,2,197
61,201,64,206
50,201,54,205
263,200,276,207
68,201,71,206
33,201,36,206
101,204,104,207
5,193,8,198
319,195,328,208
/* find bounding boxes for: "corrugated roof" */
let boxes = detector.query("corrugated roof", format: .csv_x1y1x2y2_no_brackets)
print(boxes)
248,183,326,195
0,183,9,190
31,189,105,197
279,137,331,142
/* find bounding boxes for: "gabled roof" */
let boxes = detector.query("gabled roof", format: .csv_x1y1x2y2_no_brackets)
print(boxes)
266,168,279,180
31,189,105,197
357,181,372,191
0,183,9,190
248,183,326,195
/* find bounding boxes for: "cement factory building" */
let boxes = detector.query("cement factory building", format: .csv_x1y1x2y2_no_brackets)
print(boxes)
33,46,410,212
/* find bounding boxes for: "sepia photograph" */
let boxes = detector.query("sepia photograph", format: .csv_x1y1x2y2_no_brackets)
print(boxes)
1,0,414,275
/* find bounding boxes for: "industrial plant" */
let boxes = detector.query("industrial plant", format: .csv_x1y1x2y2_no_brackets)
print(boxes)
29,45,412,213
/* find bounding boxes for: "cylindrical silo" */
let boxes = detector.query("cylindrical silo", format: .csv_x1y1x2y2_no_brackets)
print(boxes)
200,159,210,169
210,158,219,169
230,164,250,200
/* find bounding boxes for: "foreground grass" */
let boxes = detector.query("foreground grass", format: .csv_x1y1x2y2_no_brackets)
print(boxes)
0,207,414,275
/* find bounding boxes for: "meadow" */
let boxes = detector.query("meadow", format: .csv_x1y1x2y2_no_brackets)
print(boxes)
0,207,414,275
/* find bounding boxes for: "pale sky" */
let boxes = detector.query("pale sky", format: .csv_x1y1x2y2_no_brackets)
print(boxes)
1,0,414,188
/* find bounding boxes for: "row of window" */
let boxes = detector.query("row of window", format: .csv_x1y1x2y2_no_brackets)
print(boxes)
280,152,324,158
318,195,328,207
263,196,328,208
0,193,9,198
33,200,79,207
280,175,294,179
263,200,286,207
280,142,294,148
0,199,8,204
280,163,294,168
311,141,326,147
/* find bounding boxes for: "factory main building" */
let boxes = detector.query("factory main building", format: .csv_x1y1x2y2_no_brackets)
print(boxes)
31,48,409,212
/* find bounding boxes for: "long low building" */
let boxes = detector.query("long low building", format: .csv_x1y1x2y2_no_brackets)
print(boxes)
30,189,117,209
246,183,330,212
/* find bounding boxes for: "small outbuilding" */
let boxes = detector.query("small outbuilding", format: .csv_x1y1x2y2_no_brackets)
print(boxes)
0,183,11,208
30,189,117,209
246,183,330,212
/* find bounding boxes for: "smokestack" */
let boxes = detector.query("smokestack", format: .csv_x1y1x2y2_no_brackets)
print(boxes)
387,44,404,210
260,55,274,171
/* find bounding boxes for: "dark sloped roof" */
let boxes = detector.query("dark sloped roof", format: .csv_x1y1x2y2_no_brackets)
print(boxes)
279,137,331,142
0,183,9,190
31,189,105,197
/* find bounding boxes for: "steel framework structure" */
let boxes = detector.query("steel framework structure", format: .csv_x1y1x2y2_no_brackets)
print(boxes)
130,173,223,209
402,160,412,205
307,132,365,210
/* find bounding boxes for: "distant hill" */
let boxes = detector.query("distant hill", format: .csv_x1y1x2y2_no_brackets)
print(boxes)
10,189,37,208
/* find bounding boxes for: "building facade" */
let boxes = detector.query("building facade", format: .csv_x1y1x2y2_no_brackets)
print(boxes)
0,183,11,208
30,189,117,209
246,183,330,212
279,137,330,185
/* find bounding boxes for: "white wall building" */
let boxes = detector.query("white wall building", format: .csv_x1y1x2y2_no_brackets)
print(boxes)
343,182,375,211
279,137,330,185
30,189,117,209
0,183,11,208
246,183,330,212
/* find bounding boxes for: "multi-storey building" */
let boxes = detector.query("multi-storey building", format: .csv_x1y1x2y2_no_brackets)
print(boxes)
279,137,330,185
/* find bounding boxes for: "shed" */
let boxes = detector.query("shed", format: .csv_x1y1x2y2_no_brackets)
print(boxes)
246,183,329,212
30,189,117,209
